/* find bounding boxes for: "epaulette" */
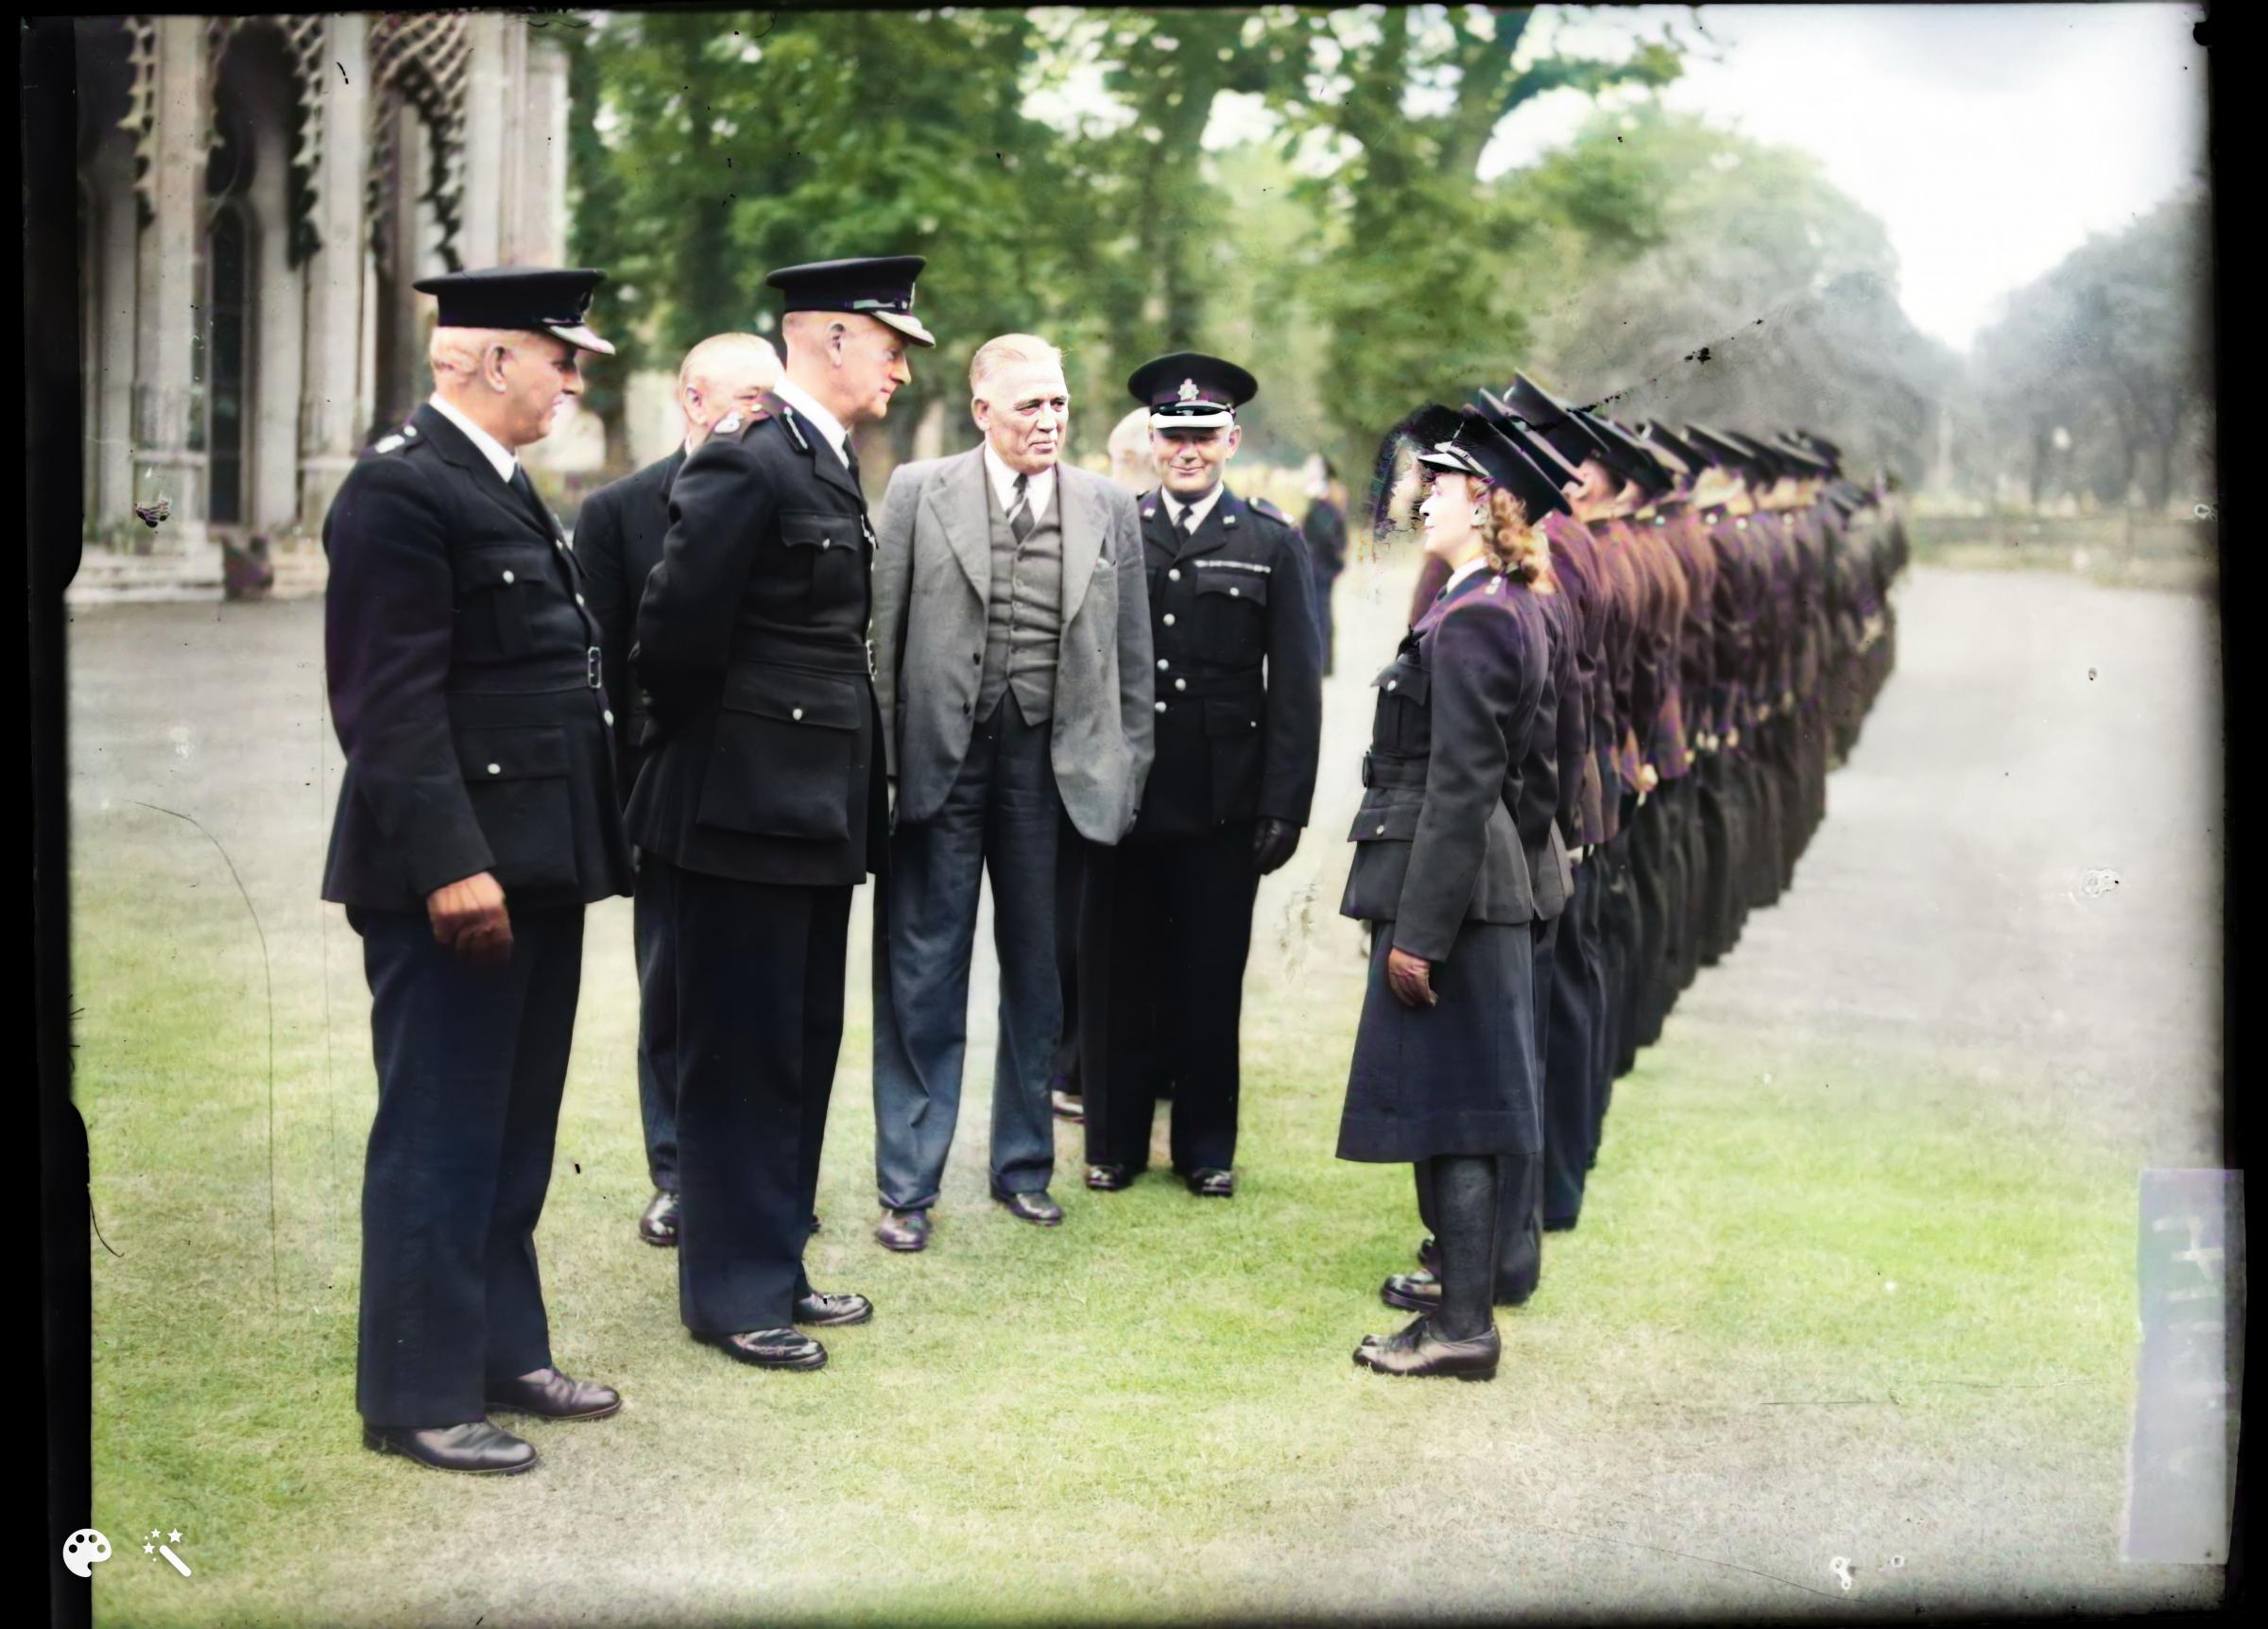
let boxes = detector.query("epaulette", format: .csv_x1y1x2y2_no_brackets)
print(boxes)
371,423,419,455
713,403,771,439
1249,495,1294,526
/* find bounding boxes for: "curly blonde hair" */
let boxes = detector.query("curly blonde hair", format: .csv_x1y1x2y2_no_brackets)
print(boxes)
1480,486,1550,585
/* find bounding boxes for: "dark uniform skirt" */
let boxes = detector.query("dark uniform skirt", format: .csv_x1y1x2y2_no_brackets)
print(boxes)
1336,918,1540,1164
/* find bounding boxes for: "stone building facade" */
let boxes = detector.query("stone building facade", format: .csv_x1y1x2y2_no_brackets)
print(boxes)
72,14,573,600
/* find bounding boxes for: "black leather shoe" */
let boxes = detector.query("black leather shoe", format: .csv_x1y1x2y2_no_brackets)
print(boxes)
1543,1215,1578,1234
996,1190,1064,1226
794,1289,873,1327
1417,1235,1440,1274
638,1189,680,1247
1184,1167,1234,1198
874,1208,931,1252
362,1420,539,1474
1051,1088,1085,1123
1352,1314,1501,1380
485,1366,622,1421
707,1328,827,1370
1085,1163,1138,1192
1381,1269,1442,1313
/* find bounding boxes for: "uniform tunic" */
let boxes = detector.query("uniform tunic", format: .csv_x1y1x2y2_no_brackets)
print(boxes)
1337,565,1548,1165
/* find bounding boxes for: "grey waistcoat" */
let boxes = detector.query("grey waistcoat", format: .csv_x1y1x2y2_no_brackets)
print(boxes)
978,478,1063,725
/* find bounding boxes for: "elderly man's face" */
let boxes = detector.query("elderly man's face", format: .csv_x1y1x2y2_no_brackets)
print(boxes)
834,315,914,425
1152,424,1240,497
973,359,1070,475
493,335,582,447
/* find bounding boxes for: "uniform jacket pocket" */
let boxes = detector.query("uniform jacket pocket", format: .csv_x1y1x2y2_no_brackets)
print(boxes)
455,723,577,891
696,664,862,842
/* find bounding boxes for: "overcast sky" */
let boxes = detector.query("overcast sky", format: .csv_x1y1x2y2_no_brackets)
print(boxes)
1486,4,2210,352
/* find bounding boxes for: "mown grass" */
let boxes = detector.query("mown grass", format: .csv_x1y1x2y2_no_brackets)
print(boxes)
77,821,2174,1627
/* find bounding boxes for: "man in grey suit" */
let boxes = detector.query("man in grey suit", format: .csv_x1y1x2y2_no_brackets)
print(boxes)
868,334,1156,1251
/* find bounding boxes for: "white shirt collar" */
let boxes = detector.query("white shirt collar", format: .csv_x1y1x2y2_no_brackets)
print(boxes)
1161,482,1225,531
1445,556,1490,596
982,443,1055,521
427,393,517,484
770,375,850,466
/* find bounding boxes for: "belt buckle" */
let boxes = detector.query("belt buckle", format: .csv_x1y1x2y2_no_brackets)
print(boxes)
587,646,603,690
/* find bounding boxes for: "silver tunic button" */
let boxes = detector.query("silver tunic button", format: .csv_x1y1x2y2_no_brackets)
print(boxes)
1229,587,1240,597
1158,659,1169,671
1375,823,1386,834
1387,679,1398,691
603,710,615,726
575,592,585,606
1175,678,1187,692
487,763,502,776
792,707,805,721
1162,613,1176,626
1154,701,1166,713
501,570,515,585
1168,568,1181,581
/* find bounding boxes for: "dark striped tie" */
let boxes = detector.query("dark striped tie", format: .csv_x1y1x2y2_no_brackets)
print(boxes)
1009,472,1035,543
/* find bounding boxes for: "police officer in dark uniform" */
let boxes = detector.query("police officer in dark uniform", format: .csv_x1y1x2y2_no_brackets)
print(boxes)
1080,353,1324,1198
323,267,633,1475
629,256,934,1372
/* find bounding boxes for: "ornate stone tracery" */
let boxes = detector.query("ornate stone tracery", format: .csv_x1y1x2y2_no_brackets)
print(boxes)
368,10,473,270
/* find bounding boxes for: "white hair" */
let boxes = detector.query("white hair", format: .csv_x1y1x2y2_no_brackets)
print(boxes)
969,334,1066,402
679,332,780,393
428,326,520,388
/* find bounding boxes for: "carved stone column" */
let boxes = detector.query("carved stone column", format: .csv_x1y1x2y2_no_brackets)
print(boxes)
133,14,215,568
298,12,368,524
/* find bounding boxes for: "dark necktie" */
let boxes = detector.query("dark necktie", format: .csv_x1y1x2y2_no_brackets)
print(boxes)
507,464,551,536
1009,473,1035,543
840,437,862,491
1174,504,1195,550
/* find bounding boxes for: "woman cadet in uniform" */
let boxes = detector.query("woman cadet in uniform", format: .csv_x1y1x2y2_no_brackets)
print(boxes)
1335,406,1572,1380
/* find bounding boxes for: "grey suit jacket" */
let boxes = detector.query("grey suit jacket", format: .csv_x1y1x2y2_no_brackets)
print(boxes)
870,447,1156,843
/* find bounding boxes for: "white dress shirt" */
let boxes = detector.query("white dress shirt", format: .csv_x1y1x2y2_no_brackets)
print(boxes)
1160,483,1225,533
982,443,1056,523
1443,555,1489,597
769,375,851,469
427,393,518,484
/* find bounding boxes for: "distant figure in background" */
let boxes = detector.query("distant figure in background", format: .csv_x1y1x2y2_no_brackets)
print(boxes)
577,332,781,1249
1107,405,1162,495
1301,454,1349,676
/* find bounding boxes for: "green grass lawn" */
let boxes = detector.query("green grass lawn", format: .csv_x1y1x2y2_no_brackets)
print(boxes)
77,840,2173,1625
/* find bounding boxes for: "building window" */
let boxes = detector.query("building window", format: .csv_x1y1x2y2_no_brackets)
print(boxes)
204,199,252,527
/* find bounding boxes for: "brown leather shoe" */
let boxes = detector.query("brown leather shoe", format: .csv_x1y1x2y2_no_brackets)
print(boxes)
363,1420,539,1474
485,1366,622,1420
995,1189,1064,1226
874,1208,931,1252
1352,1315,1501,1380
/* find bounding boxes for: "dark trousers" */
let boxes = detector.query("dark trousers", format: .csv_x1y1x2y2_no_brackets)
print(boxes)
1592,820,1640,1125
1312,565,1341,677
1050,822,1088,1096
632,852,680,1192
1081,823,1260,1175
1489,910,1559,1301
871,699,1063,1210
1543,865,1603,1226
352,901,584,1429
667,864,850,1334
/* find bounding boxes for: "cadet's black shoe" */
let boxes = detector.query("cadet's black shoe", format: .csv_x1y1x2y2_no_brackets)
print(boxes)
1543,1215,1578,1234
1184,1167,1234,1198
484,1367,622,1421
707,1328,827,1370
1085,1163,1138,1192
1417,1235,1441,1274
1352,1315,1501,1381
1381,1270,1442,1313
794,1289,874,1327
362,1420,539,1475
638,1189,680,1246
1051,1088,1085,1123
995,1190,1065,1226
874,1208,931,1252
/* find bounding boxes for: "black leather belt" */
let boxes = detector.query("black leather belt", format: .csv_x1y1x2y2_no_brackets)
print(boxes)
1360,750,1427,789
1158,667,1263,701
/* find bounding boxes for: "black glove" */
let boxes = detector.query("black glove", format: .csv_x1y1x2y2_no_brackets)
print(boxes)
1251,817,1300,875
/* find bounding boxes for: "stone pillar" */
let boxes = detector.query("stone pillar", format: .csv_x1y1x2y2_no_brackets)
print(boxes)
249,95,303,535
90,126,140,533
515,36,570,266
456,14,507,269
298,13,368,525
133,15,215,566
